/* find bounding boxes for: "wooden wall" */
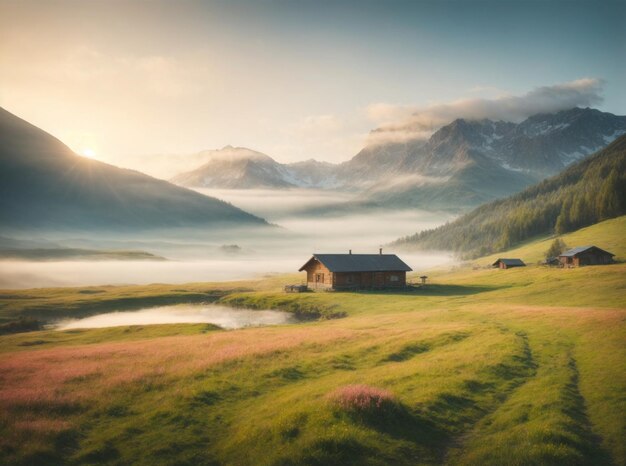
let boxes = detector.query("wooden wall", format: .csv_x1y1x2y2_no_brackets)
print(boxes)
560,251,613,267
301,259,408,290
303,260,333,289
331,271,406,290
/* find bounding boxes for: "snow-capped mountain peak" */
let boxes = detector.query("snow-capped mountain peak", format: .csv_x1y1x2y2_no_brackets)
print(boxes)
170,108,626,210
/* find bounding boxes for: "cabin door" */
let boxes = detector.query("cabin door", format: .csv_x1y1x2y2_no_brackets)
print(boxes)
374,272,384,287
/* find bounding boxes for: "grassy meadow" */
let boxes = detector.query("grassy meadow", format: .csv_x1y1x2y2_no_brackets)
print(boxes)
0,218,625,465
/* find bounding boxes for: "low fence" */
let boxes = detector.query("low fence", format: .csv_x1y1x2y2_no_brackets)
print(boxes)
284,284,309,293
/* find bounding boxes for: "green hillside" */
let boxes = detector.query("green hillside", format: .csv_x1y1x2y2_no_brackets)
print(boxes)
393,135,626,258
472,215,626,266
0,219,625,466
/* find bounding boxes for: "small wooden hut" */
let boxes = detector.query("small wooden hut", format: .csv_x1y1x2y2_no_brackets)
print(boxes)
558,246,614,267
492,258,526,269
299,250,412,290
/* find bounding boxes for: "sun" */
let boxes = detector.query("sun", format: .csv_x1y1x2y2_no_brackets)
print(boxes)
81,148,97,159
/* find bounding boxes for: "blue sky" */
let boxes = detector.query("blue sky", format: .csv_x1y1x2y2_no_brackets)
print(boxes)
0,0,623,167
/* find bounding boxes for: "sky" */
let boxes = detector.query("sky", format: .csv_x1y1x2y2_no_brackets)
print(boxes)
1,0,624,169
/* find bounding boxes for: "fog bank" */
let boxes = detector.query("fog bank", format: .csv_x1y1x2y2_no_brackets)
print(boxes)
0,189,456,289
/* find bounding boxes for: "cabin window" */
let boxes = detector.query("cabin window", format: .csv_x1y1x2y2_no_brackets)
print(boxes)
315,273,324,283
389,275,399,282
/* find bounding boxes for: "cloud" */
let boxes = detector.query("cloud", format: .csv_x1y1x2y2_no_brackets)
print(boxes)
365,103,415,125
366,78,605,145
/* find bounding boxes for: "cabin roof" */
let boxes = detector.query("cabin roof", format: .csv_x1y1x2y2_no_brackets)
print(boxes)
559,246,614,257
492,258,525,266
299,254,412,273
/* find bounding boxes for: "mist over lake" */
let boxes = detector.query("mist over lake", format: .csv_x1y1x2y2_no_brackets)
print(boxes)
0,189,455,289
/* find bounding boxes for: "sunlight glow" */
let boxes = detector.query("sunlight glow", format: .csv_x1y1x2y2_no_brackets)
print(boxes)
81,148,97,159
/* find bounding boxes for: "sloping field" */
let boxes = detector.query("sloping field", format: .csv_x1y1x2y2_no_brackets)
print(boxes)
475,215,626,266
0,219,624,465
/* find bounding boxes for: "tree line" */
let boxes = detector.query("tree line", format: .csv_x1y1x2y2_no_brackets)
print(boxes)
392,135,626,259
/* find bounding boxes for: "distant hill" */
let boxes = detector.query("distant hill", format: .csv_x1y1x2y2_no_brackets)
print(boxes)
0,107,268,232
391,135,626,258
170,108,626,211
474,216,626,266
171,146,339,189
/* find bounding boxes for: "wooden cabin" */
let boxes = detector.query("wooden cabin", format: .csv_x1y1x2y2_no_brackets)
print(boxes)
492,258,526,269
299,251,412,290
558,246,614,267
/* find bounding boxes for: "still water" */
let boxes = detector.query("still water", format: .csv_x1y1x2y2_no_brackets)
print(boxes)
56,304,296,330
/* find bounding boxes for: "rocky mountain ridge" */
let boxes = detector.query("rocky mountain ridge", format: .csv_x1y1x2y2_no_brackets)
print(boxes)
172,108,626,199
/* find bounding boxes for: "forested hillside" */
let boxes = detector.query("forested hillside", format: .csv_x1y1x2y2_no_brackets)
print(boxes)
392,135,626,258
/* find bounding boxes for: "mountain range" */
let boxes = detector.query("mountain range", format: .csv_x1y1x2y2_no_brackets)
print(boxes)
0,107,268,232
391,134,626,258
3,105,624,235
171,108,626,210
171,146,340,189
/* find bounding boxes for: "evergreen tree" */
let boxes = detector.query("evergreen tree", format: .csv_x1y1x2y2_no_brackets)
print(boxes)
392,137,626,258
597,170,621,220
555,198,572,234
545,238,567,259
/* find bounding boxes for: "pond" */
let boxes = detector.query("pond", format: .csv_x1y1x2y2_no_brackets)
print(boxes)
55,304,296,330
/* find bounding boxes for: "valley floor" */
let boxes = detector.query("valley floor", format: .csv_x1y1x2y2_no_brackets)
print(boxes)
0,220,625,466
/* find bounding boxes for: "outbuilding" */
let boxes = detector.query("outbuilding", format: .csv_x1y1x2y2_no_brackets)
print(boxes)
542,256,561,267
558,246,614,267
492,258,526,269
299,250,412,290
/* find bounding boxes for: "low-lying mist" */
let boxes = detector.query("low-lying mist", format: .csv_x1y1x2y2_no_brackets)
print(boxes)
56,304,295,330
0,189,457,289
194,187,352,219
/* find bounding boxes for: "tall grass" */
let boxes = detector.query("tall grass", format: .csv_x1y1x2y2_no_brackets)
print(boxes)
328,385,397,412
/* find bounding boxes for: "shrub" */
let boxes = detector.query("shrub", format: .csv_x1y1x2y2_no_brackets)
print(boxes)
328,384,397,413
0,317,42,335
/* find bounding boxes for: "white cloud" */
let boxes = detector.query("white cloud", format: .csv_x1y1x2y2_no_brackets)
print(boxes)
366,78,605,145
365,103,415,125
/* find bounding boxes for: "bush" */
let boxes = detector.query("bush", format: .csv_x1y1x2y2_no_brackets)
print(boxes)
328,384,397,413
0,317,42,335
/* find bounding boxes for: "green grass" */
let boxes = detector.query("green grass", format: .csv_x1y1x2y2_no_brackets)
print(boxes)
0,283,245,324
475,215,626,265
0,323,221,353
0,217,625,466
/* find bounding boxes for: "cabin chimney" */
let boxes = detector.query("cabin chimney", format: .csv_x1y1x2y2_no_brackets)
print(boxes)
379,247,383,255
349,249,352,255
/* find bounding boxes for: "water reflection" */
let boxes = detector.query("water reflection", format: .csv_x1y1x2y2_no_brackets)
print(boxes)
56,304,295,330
